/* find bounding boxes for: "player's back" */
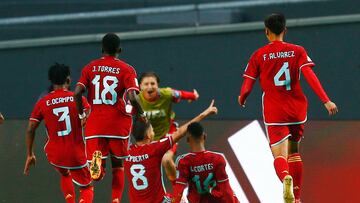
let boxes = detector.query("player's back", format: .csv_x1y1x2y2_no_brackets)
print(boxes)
77,56,139,137
30,89,87,168
244,41,315,124
124,137,173,203
176,151,236,203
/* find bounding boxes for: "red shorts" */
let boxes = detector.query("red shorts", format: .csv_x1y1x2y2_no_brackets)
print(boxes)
55,166,92,187
266,124,304,147
86,138,129,160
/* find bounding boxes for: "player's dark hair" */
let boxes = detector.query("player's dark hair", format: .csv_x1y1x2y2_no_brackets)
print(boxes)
102,33,120,55
139,72,160,84
264,13,286,35
48,63,70,85
187,122,204,140
132,121,151,142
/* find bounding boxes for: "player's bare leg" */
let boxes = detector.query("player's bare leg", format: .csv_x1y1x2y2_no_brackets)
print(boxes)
111,157,125,203
288,140,303,203
271,139,295,203
162,150,177,183
90,151,102,180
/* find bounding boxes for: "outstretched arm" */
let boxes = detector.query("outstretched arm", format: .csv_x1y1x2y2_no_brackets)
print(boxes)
238,77,256,107
171,100,217,143
24,121,40,175
172,89,199,103
302,66,338,115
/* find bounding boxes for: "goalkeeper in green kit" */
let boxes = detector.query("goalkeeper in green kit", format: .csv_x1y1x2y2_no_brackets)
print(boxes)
138,72,199,186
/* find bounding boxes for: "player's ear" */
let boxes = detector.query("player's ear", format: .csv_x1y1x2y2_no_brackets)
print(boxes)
283,27,287,35
117,47,122,54
203,133,207,141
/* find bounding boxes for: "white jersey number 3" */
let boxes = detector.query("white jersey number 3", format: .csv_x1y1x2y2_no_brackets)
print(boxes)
130,164,148,190
52,106,72,136
92,75,118,105
274,62,291,90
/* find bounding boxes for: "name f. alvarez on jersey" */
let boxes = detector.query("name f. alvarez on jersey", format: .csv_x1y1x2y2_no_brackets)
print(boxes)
263,51,295,61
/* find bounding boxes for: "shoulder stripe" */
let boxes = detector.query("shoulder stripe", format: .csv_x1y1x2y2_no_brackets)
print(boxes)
175,153,193,166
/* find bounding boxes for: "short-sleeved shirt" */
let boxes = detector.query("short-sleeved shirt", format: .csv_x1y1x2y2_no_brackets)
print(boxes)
139,87,179,140
175,151,236,203
243,41,315,125
77,55,139,139
30,89,90,168
124,136,173,203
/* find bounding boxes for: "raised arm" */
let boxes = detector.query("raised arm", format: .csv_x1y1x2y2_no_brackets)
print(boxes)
171,100,217,143
24,121,40,175
238,77,256,107
0,112,4,124
302,66,338,115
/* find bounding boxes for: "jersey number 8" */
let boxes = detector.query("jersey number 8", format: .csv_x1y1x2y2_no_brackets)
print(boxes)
130,164,148,190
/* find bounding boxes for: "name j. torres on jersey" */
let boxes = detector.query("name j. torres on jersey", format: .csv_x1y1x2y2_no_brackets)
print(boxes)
92,65,120,74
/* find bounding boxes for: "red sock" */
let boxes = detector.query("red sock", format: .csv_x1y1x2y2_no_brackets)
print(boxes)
79,186,94,203
111,168,125,202
60,175,75,203
274,156,289,181
288,153,303,200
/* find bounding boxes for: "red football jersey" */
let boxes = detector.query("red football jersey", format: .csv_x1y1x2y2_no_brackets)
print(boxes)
175,151,237,203
77,56,139,138
124,136,173,203
243,41,315,125
30,89,90,168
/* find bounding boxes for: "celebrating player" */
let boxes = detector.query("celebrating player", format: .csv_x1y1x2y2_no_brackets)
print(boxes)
172,122,239,203
24,63,93,203
138,71,199,183
124,100,217,203
238,13,338,203
74,33,146,202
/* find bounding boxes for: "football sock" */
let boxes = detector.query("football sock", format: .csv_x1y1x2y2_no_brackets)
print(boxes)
79,186,94,203
274,156,290,181
111,167,125,202
288,153,303,200
60,175,75,203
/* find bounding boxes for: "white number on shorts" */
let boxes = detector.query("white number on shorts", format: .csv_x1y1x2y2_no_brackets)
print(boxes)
92,75,118,105
130,164,148,190
52,106,72,136
274,62,291,90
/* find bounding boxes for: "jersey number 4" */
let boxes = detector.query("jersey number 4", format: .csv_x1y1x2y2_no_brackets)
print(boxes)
274,62,291,90
92,75,118,105
52,106,72,136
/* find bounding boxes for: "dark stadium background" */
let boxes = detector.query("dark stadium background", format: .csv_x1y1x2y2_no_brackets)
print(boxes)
0,0,359,202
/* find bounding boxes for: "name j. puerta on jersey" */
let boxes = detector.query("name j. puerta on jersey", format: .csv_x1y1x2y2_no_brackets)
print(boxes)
92,66,120,74
263,51,295,61
46,96,74,106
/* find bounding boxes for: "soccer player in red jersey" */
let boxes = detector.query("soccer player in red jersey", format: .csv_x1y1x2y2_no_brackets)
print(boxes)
172,122,239,203
124,100,217,203
238,13,338,203
139,72,199,183
74,33,146,202
24,63,93,203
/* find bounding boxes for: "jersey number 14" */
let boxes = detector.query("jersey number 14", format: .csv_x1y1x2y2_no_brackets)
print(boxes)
274,62,291,90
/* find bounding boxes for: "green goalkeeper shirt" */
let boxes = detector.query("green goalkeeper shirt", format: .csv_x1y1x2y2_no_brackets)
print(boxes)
139,87,175,140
